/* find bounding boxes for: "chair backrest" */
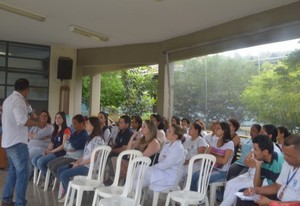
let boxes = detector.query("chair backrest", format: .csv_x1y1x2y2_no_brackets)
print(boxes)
112,149,143,186
121,156,151,206
184,154,216,194
204,143,210,153
168,149,187,190
87,145,112,183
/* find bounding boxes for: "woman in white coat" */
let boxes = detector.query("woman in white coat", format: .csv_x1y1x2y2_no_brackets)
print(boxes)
137,123,185,192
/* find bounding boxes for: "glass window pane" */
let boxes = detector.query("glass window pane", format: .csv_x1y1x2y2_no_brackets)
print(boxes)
7,73,48,87
6,87,48,101
0,57,5,67
30,100,48,114
0,42,6,55
8,43,50,59
8,58,48,72
28,87,48,101
0,71,5,84
0,86,4,99
171,38,300,133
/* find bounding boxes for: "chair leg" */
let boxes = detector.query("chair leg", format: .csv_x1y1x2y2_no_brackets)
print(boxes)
69,187,76,206
57,183,64,199
141,188,147,206
92,190,99,206
76,188,83,206
44,169,51,191
33,167,38,184
52,178,57,191
152,191,160,206
64,184,72,206
165,193,171,206
36,170,42,186
210,184,216,206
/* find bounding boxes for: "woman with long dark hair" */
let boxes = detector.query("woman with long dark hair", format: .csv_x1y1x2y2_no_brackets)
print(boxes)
31,112,71,177
98,111,111,144
190,122,234,191
57,116,104,202
182,123,207,178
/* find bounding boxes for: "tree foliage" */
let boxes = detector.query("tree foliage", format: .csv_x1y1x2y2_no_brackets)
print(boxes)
100,71,125,111
241,49,300,129
120,66,157,116
173,54,257,123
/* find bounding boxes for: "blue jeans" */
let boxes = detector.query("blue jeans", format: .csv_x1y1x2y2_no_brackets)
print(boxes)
190,168,227,191
36,153,56,176
2,143,30,206
58,165,88,190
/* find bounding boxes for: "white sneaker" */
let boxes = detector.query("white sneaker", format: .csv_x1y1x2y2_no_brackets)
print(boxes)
58,195,66,204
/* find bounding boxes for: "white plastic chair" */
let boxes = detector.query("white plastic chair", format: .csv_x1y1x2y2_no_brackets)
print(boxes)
209,154,233,206
96,156,151,206
33,167,39,184
63,145,112,206
35,168,54,191
91,149,143,204
144,149,187,206
209,181,226,206
165,154,216,206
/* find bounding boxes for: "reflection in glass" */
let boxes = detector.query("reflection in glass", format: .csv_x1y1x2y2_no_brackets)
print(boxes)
7,73,48,87
8,43,49,59
0,86,4,99
0,42,6,55
8,58,48,72
0,72,5,84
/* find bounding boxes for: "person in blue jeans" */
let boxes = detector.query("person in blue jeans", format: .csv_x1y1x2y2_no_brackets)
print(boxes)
2,79,46,206
57,116,105,203
190,122,234,192
31,111,71,177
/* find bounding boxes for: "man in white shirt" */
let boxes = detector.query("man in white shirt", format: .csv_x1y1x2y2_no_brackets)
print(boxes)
237,134,300,205
1,79,46,206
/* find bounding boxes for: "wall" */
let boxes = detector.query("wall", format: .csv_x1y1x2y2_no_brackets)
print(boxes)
77,2,300,118
48,46,78,119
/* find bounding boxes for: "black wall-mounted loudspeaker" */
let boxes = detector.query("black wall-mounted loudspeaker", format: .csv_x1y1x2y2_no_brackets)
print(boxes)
57,57,73,80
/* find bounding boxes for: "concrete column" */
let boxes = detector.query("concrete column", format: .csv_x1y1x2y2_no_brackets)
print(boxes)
90,74,101,116
157,54,170,118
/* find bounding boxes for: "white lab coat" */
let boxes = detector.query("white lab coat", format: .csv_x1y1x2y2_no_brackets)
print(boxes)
143,140,185,192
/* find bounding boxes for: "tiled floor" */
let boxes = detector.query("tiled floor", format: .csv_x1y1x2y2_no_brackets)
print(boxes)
0,169,94,206
0,169,214,206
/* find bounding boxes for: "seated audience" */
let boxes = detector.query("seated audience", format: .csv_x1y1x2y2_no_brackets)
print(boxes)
228,118,241,163
98,111,111,144
195,119,208,137
47,114,88,179
110,115,133,156
227,124,261,180
182,123,207,178
57,117,105,202
221,124,283,205
204,120,218,145
221,135,284,206
131,115,143,139
277,126,290,150
135,124,185,192
190,122,234,191
236,134,300,205
28,110,54,161
31,112,71,177
171,116,181,127
151,114,166,146
162,116,170,133
122,120,161,177
181,117,190,134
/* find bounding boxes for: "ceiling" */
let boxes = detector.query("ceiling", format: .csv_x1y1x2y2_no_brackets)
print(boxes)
0,0,298,49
